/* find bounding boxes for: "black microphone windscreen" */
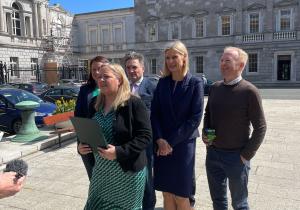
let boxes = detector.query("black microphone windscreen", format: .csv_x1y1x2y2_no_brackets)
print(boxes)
4,159,28,176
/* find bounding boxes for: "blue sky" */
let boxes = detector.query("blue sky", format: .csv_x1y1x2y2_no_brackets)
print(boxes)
49,0,134,14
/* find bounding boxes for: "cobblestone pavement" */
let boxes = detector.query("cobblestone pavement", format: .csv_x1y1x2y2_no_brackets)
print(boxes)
1,89,300,210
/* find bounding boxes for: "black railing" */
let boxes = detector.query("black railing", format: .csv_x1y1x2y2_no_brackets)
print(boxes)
0,62,88,84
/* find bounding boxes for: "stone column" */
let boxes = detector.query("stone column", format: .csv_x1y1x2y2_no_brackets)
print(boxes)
0,1,4,32
37,3,43,36
33,1,39,37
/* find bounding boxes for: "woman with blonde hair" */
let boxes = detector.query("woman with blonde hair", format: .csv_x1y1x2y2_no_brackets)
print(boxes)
78,63,152,210
151,40,204,209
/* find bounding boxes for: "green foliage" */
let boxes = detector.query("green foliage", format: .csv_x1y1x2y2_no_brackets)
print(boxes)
53,98,76,114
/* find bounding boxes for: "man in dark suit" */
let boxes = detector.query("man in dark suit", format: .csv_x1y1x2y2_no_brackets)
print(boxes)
124,51,157,210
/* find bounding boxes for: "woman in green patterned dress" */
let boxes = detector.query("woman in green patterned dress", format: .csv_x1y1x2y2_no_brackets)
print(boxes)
78,63,152,210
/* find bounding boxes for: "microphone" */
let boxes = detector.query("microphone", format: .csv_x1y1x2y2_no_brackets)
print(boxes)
4,159,28,179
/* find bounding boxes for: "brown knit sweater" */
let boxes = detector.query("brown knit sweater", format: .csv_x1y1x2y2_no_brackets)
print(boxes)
203,79,267,160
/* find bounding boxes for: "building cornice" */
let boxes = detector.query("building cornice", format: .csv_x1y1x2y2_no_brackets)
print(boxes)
190,10,209,17
74,7,134,18
273,0,299,8
243,3,266,11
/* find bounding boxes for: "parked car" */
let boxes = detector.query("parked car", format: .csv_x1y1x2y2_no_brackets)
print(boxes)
39,86,80,104
0,88,56,133
59,79,82,87
10,83,34,93
0,84,14,89
30,82,49,95
10,82,49,95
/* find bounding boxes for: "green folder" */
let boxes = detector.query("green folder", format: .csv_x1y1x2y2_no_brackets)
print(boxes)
70,117,108,153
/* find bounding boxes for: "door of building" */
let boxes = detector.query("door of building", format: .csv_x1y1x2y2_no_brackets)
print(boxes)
277,55,291,81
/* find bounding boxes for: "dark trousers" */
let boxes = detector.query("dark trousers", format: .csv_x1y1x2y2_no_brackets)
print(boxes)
206,147,250,210
143,143,156,210
81,153,95,180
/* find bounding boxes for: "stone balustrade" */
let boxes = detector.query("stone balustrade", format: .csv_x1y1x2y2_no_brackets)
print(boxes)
273,31,296,40
242,33,265,42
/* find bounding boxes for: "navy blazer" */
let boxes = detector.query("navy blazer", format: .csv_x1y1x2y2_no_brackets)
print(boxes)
137,77,157,111
151,73,204,147
75,84,97,118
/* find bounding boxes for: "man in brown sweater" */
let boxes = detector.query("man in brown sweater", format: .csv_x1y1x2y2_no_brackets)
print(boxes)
203,47,267,210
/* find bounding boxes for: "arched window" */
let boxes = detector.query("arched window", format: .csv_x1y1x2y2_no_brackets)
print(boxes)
12,3,21,36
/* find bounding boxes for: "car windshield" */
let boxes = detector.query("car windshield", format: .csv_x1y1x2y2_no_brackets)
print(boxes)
2,89,43,104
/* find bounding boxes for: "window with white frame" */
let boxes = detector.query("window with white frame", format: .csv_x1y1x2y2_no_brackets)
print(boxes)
248,53,258,73
10,57,19,77
12,3,21,36
249,13,259,33
89,28,97,45
113,25,123,43
31,58,38,76
195,17,204,38
169,20,180,40
195,56,204,73
280,9,291,31
101,26,110,51
147,22,158,42
220,15,231,36
101,27,110,45
150,58,157,74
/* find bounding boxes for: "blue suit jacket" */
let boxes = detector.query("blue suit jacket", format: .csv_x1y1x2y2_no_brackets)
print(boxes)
150,73,204,147
138,77,157,111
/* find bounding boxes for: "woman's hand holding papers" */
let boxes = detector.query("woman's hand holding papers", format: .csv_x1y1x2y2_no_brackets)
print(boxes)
99,144,116,160
78,143,92,155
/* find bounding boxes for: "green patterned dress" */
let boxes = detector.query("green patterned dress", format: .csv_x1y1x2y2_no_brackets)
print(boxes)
84,109,146,210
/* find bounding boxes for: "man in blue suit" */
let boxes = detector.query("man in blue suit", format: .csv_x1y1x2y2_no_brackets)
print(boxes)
124,51,157,210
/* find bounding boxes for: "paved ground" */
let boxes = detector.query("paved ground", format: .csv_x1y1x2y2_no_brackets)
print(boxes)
0,89,300,210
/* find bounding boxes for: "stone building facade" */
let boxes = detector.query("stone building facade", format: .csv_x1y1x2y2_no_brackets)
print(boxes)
0,0,73,83
134,0,300,85
72,7,135,70
1,0,300,85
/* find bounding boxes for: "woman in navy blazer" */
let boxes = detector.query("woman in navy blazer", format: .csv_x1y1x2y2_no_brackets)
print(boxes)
75,56,108,180
151,40,204,210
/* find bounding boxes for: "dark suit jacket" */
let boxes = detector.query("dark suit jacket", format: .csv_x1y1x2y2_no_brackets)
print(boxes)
138,77,157,111
151,73,204,147
114,96,152,172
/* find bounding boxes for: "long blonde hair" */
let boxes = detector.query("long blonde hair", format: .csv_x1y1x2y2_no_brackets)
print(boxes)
94,63,131,111
162,40,189,78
